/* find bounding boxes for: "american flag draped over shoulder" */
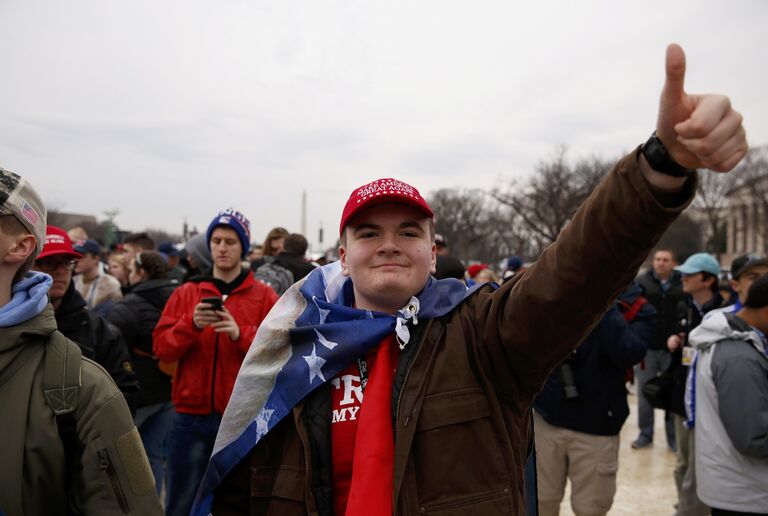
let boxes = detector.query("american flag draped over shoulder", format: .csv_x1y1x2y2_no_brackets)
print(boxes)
191,261,472,515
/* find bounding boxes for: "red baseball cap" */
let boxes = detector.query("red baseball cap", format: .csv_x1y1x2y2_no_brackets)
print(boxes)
339,178,433,235
37,225,83,261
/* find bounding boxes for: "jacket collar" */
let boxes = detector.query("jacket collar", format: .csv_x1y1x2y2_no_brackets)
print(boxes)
190,267,253,293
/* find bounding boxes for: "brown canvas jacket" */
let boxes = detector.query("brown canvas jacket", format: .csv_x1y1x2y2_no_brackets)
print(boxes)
212,149,695,515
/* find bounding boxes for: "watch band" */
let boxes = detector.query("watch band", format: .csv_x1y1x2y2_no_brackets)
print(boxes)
641,132,697,178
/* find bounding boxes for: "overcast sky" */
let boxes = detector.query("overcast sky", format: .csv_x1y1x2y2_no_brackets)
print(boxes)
1,0,765,250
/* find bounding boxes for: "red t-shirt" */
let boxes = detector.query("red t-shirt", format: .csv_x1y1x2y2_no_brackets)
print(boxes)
330,338,398,515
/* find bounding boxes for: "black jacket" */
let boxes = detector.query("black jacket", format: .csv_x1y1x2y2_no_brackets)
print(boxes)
273,252,316,282
107,278,179,408
534,282,655,435
55,281,139,408
667,291,723,416
636,269,684,351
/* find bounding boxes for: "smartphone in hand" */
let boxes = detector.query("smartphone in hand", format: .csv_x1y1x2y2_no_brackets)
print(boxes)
201,297,223,311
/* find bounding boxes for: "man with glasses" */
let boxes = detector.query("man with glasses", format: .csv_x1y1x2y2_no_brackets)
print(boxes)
33,225,139,408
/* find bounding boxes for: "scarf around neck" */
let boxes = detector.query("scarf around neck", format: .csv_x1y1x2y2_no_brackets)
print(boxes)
0,272,52,327
191,261,476,515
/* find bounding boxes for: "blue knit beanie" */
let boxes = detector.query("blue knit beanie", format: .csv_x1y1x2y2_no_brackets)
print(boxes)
206,208,251,259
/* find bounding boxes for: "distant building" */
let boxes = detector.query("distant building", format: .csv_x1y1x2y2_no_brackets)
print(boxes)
725,175,768,262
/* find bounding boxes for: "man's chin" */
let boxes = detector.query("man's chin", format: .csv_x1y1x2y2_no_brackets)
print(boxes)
374,280,423,300
49,287,66,302
214,260,241,272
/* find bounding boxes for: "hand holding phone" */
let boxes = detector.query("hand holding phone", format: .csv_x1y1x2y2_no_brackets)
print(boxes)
201,297,223,311
194,297,223,329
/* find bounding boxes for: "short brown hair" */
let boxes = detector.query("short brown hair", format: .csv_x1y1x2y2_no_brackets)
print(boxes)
284,233,309,256
135,251,167,280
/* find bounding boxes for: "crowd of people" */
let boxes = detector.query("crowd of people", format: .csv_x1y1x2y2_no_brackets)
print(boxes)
5,201,766,516
0,44,763,516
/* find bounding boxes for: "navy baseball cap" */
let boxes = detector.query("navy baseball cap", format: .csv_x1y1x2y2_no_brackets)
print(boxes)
158,240,180,257
73,239,101,256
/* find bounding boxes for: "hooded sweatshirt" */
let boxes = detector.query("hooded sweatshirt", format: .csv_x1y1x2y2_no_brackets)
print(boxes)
0,272,163,515
0,271,51,327
186,233,213,270
689,310,768,513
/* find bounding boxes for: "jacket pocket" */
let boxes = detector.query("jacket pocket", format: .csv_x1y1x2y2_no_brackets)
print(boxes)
98,448,130,514
413,388,510,508
417,388,491,431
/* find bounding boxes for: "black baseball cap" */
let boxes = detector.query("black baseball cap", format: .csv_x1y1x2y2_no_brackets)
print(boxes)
731,254,768,279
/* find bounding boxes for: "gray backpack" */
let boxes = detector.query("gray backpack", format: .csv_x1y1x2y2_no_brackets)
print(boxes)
253,259,294,295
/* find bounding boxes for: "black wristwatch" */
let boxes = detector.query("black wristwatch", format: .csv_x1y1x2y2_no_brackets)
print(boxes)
641,132,697,178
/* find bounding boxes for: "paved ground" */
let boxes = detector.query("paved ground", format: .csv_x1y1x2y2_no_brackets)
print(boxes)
555,392,678,515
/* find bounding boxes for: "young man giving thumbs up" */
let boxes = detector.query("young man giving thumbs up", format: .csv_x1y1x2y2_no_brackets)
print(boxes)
194,44,748,516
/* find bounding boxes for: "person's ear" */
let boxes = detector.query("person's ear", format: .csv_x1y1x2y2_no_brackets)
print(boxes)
339,245,349,277
430,242,436,275
757,307,768,333
3,234,36,266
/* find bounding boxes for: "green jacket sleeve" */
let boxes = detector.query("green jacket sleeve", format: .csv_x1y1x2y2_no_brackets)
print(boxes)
70,358,163,515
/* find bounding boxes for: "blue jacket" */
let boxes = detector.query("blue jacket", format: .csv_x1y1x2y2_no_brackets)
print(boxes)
534,282,655,435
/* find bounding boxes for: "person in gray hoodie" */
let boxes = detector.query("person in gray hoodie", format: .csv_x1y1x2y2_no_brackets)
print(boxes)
689,274,768,515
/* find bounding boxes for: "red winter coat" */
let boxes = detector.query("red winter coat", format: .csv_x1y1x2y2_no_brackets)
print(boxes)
153,271,278,415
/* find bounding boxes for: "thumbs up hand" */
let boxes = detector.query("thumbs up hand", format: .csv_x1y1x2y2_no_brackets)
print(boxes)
656,44,747,173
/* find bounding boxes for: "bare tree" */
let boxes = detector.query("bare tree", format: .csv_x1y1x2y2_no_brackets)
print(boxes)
492,147,613,249
428,188,528,264
655,212,703,261
482,207,538,264
693,170,738,258
428,188,492,263
734,144,768,195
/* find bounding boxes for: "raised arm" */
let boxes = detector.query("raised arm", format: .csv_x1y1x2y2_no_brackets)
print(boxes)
470,44,746,402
